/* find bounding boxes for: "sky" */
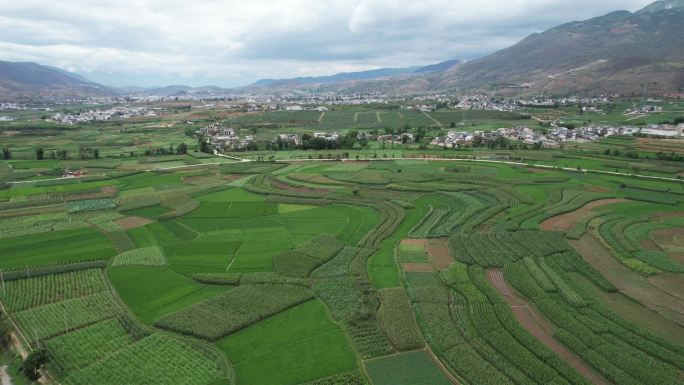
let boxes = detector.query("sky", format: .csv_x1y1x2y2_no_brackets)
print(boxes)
0,0,656,88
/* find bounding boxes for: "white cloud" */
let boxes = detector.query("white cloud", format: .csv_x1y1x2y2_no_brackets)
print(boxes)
0,0,655,86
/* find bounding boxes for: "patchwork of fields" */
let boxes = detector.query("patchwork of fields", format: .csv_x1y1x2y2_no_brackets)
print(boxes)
1,152,684,385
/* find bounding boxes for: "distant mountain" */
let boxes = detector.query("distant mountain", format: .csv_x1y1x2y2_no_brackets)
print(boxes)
0,61,113,101
440,0,684,95
118,84,235,98
275,0,683,96
249,59,460,88
413,59,462,74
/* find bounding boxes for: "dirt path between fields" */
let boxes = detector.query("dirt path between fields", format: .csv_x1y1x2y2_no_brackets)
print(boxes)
0,365,13,385
486,269,611,385
569,234,684,326
540,198,627,232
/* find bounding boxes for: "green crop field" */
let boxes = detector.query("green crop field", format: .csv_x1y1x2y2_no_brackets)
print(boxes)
2,107,684,385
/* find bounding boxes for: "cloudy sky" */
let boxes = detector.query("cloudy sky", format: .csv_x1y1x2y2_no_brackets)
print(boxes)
0,0,655,87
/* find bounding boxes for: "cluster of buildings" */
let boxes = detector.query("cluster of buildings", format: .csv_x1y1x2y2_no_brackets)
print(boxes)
52,106,158,124
455,95,519,111
313,132,339,141
0,103,25,110
277,133,301,146
430,123,683,148
625,105,663,115
640,124,684,137
0,116,15,122
377,133,415,143
199,125,255,151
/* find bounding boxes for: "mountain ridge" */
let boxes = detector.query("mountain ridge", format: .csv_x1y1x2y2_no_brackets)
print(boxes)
249,59,461,88
0,61,114,102
344,0,684,96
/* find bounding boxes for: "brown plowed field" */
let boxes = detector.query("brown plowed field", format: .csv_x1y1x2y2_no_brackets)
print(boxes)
651,227,684,248
401,239,427,246
540,199,627,232
116,216,153,230
401,263,434,272
426,238,454,270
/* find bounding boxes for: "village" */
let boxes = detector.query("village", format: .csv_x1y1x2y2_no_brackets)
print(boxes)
198,120,684,153
52,105,159,124
430,123,684,148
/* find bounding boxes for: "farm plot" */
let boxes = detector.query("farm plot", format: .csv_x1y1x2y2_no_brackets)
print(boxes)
60,332,230,385
107,266,228,324
1,265,230,385
2,268,109,311
377,288,424,351
176,195,376,273
155,283,313,340
273,234,345,277
217,300,357,385
596,214,684,274
110,246,166,267
0,226,116,269
504,257,684,385
365,351,451,385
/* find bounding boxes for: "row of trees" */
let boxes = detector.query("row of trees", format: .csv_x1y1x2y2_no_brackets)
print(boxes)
270,130,367,151
36,147,98,160
24,143,188,160
144,143,188,156
35,148,69,160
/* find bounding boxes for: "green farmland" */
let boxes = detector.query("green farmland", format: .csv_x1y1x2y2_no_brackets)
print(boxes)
1,136,684,385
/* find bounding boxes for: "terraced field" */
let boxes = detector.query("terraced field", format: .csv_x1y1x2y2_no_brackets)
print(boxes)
1,151,684,385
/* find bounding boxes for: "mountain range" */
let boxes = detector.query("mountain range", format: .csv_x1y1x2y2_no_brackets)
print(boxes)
0,61,112,102
0,0,682,101
263,0,684,96
251,59,461,88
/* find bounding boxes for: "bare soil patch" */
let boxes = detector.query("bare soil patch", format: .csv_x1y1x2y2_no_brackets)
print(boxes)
667,252,684,264
639,237,661,252
115,216,153,230
486,269,610,385
651,211,684,220
221,174,244,181
401,263,434,272
649,273,684,302
569,234,684,326
101,186,118,195
426,238,454,270
652,227,684,248
401,239,427,246
540,198,627,232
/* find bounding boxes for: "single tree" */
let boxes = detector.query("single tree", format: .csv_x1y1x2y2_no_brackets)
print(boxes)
176,143,188,154
36,147,44,160
20,349,49,381
1,148,10,160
